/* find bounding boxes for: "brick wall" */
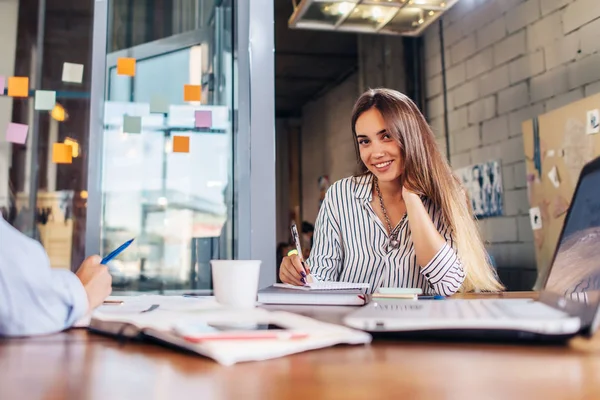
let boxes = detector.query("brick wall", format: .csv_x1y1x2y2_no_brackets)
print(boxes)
424,0,600,288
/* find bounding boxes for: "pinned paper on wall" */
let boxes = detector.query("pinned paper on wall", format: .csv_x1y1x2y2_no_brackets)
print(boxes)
117,58,136,76
5,122,28,145
34,90,56,110
547,166,560,188
150,95,169,114
586,109,599,135
62,62,84,83
195,110,212,128
8,77,29,97
172,136,190,153
184,85,201,102
529,207,542,231
545,149,555,158
52,143,73,164
123,115,142,134
0,76,5,95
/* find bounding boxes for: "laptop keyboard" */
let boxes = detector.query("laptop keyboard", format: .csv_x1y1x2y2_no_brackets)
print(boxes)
372,300,570,320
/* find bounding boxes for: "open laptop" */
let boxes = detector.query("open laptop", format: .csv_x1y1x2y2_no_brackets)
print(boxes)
344,157,600,341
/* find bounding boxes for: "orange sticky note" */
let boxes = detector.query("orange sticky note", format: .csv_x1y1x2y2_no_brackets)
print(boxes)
52,143,73,164
117,58,136,76
8,77,29,97
184,85,201,102
172,136,190,153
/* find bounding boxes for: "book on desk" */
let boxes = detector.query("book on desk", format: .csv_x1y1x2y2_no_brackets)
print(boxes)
257,282,370,306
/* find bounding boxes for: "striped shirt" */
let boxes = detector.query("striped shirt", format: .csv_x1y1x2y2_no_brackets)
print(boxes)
307,174,465,295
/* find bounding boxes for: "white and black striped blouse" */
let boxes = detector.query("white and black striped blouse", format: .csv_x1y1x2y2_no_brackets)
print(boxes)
307,174,466,295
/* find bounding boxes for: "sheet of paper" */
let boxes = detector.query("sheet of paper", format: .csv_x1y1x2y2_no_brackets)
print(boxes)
123,115,142,133
0,76,5,95
34,90,56,110
273,282,370,291
172,135,190,153
529,206,542,230
5,122,28,145
117,57,136,76
52,143,73,164
62,62,84,83
150,95,169,114
184,84,201,102
7,76,29,97
586,109,599,135
195,110,212,128
547,166,560,188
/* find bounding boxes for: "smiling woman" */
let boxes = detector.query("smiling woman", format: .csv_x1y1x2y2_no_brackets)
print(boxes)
279,88,503,295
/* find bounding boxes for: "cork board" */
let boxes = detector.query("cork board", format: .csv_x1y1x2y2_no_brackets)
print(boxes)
522,93,600,287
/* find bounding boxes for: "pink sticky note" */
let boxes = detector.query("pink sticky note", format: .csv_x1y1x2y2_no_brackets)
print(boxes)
195,110,212,128
0,76,5,95
6,122,29,144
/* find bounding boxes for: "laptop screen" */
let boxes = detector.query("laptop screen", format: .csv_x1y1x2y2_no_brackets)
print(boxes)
545,167,600,310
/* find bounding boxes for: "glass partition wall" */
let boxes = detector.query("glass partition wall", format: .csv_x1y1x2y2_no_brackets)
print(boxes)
87,0,275,292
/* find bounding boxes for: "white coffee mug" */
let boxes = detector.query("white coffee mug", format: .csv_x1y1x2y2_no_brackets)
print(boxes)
210,260,262,308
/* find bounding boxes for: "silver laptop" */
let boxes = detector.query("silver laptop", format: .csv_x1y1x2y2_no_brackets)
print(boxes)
344,157,600,340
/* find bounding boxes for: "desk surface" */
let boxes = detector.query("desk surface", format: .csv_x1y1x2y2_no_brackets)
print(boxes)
2,292,600,400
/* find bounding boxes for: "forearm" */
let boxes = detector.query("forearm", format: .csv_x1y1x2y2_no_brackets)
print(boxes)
404,193,446,267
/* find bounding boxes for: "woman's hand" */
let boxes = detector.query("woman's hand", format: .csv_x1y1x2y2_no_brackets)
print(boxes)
279,254,311,286
402,185,421,200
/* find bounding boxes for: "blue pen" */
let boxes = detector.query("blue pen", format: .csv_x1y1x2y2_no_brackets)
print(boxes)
418,295,445,300
101,238,135,264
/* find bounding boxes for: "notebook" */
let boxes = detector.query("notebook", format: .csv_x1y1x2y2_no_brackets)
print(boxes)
273,282,371,291
258,286,368,306
87,295,371,365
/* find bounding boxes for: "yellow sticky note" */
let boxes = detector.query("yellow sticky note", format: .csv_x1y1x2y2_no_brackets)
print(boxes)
52,143,73,164
184,85,201,102
117,58,136,76
8,77,29,97
172,136,190,153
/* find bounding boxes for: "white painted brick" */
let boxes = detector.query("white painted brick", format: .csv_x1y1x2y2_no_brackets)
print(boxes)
445,0,479,25
448,106,469,133
427,74,443,99
506,0,541,34
483,217,518,243
530,65,568,102
494,30,527,65
579,17,600,57
498,82,529,114
585,80,600,97
436,136,448,159
444,23,464,47
426,54,442,78
479,65,510,96
429,116,445,138
451,151,472,169
508,51,545,84
500,136,526,164
482,115,509,145
513,161,528,188
451,35,477,64
476,17,507,50
517,215,534,242
424,22,440,58
544,32,581,71
563,0,600,34
541,0,571,16
528,11,563,50
502,164,516,190
466,48,494,79
545,88,584,112
508,103,545,137
470,142,502,165
427,95,444,118
504,188,529,216
446,62,467,89
567,53,600,89
453,125,481,153
498,0,528,13
453,80,480,107
468,96,497,124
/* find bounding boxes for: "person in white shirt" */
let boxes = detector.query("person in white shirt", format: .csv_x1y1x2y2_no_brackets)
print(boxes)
279,88,503,295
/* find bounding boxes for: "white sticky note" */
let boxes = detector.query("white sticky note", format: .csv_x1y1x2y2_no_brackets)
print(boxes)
546,150,555,157
150,96,169,114
34,90,56,110
548,166,560,188
62,62,84,83
529,207,542,231
586,109,599,135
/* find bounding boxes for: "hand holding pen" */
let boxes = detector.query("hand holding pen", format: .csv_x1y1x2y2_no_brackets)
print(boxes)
278,223,312,286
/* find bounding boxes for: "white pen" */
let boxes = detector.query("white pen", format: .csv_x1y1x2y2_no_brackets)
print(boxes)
290,223,310,284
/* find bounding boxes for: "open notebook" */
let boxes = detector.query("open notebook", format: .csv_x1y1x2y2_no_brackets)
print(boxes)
86,295,371,366
258,282,370,306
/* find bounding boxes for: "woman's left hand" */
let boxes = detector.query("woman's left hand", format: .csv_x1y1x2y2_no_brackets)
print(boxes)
402,186,420,200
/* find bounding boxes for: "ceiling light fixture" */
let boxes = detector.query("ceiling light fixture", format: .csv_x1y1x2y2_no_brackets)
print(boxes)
289,0,459,36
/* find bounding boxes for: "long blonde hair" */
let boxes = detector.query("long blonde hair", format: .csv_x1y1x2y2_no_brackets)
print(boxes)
351,88,503,292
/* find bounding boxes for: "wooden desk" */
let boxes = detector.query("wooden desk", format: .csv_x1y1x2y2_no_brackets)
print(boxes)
2,294,600,400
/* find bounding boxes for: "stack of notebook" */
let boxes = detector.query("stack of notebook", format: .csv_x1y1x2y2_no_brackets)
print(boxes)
257,282,370,306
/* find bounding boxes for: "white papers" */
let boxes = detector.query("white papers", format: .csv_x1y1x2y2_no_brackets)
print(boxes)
529,207,543,230
62,62,84,83
586,109,599,135
548,166,561,188
274,282,370,291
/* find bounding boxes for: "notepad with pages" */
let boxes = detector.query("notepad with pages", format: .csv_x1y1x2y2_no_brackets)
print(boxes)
258,283,370,306
273,282,370,291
